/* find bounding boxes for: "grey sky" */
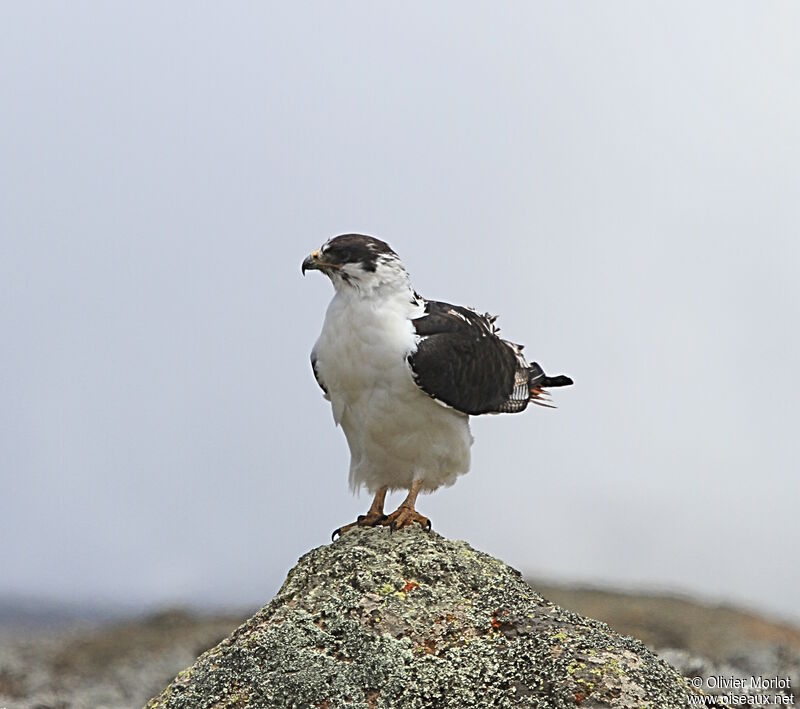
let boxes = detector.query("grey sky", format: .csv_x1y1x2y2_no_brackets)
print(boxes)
1,2,798,622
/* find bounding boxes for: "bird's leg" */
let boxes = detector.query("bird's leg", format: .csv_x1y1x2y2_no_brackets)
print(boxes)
331,487,388,540
381,479,431,532
358,486,388,525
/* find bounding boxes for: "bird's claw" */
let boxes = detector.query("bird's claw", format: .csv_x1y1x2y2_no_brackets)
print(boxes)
356,513,388,524
331,512,389,541
384,506,432,533
389,519,432,533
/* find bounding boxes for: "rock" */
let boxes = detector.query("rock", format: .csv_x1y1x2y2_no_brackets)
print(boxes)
147,527,699,708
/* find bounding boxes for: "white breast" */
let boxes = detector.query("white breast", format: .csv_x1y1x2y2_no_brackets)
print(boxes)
312,289,473,494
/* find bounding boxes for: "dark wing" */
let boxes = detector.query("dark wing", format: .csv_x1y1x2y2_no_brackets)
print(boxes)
310,350,329,400
408,301,532,415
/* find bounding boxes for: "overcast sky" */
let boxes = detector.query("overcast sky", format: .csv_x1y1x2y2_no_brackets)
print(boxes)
1,2,798,624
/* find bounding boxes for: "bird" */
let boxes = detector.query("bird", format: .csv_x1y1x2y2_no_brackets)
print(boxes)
302,234,573,539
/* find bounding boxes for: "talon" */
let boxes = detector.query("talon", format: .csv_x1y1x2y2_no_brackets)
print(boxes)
382,503,431,532
331,520,361,540
332,491,389,541
357,512,388,528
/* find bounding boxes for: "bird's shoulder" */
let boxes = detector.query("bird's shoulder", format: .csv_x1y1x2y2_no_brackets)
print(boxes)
411,299,501,338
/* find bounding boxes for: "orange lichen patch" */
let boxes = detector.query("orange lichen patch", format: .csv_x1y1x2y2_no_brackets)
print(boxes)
490,609,513,632
574,691,585,704
402,580,420,593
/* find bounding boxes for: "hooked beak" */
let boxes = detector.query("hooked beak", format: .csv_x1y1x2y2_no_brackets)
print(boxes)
301,250,322,276
302,249,341,276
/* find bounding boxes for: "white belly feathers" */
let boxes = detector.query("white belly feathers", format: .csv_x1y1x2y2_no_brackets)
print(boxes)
312,289,473,494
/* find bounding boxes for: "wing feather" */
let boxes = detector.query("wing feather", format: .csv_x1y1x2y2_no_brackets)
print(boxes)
408,301,529,415
310,350,330,401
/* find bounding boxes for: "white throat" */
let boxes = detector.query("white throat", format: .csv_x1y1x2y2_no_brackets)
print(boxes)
329,256,417,304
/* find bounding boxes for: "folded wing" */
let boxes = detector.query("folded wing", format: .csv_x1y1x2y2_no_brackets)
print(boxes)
408,301,551,416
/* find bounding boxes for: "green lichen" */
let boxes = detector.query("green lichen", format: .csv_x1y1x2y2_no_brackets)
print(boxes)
603,657,624,676
147,527,697,709
566,661,586,675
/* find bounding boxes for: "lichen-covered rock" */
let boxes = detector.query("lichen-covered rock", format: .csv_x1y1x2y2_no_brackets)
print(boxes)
147,528,699,708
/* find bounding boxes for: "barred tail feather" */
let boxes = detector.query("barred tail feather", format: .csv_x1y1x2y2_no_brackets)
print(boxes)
528,363,573,408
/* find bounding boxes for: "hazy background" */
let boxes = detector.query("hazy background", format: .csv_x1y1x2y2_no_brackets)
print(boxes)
1,2,798,624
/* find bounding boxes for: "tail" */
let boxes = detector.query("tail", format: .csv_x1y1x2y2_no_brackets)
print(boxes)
528,362,573,409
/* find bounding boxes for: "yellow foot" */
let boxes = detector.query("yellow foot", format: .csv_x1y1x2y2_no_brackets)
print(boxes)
331,511,389,541
381,505,432,532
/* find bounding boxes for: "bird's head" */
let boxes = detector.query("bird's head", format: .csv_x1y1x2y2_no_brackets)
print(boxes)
302,234,410,296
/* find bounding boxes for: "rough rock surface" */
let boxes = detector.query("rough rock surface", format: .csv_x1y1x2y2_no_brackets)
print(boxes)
147,527,699,708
